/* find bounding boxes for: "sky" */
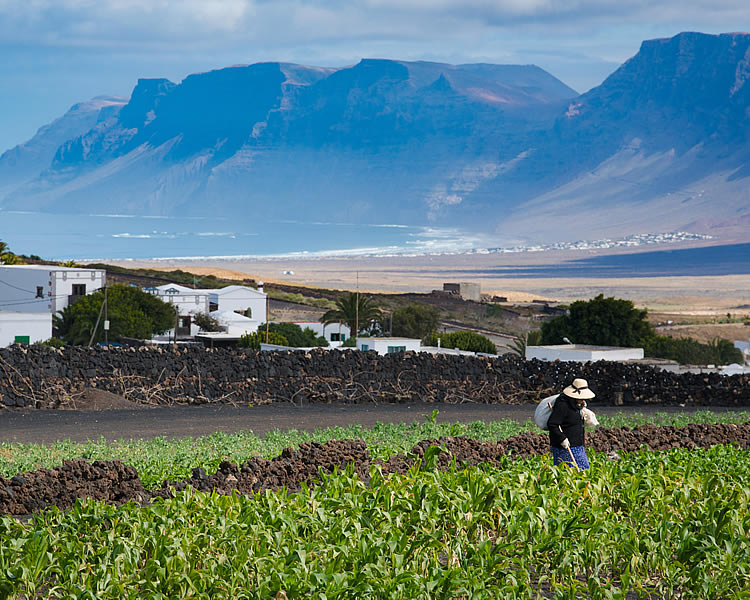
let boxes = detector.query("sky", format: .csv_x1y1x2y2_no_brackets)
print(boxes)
1,0,748,152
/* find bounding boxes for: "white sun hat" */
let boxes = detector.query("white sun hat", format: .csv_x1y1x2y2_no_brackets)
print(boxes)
562,378,596,400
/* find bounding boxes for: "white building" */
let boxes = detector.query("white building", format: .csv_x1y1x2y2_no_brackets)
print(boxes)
284,321,351,347
526,344,644,362
210,309,259,336
149,284,210,317
734,339,750,365
0,265,105,314
207,285,266,321
0,311,52,346
357,337,421,355
0,265,106,346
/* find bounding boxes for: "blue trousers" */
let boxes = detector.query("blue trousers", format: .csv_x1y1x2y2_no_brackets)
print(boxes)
552,445,590,469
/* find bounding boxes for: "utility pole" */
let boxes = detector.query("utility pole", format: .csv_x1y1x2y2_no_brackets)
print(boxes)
103,286,109,346
264,283,269,344
355,271,359,341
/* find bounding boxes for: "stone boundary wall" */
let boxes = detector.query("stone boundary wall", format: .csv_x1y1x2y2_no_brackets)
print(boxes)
1,345,749,409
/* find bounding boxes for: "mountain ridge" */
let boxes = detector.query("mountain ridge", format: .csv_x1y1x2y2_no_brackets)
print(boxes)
1,33,749,246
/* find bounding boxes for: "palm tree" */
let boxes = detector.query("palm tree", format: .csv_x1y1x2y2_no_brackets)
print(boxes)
320,292,382,336
508,330,542,358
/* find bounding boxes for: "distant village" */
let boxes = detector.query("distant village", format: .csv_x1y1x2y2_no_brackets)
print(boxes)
479,231,713,254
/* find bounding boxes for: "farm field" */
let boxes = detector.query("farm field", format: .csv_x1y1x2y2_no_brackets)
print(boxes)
2,412,750,598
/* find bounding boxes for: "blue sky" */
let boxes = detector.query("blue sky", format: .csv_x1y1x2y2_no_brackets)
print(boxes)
1,0,748,152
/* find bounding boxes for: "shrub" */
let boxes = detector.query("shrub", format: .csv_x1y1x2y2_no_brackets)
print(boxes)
644,335,744,365
424,331,496,354
265,322,328,347
193,312,222,332
237,331,289,349
391,304,440,339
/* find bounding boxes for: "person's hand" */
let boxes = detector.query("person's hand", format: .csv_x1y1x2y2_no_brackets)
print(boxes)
561,438,570,449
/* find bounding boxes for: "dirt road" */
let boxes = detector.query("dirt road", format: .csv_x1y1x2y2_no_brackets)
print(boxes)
1,403,745,445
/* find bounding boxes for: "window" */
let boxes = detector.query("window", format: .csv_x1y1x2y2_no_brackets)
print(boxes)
14,336,30,345
331,333,341,342
36,286,44,298
71,284,86,296
361,344,369,351
387,346,407,354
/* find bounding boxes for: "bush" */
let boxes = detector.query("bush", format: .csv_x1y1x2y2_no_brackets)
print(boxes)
541,294,653,347
237,331,289,349
36,337,65,349
644,336,744,365
193,312,222,332
264,322,328,347
53,284,176,345
391,304,440,339
424,331,496,354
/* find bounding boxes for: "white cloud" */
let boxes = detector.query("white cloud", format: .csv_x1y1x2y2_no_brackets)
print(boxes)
1,0,748,49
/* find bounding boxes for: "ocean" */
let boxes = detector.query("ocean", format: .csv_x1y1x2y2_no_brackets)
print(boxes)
0,210,494,261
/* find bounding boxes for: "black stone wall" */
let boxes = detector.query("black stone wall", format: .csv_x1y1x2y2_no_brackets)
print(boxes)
0,345,748,409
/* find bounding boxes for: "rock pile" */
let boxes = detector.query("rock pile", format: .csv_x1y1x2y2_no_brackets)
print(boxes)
2,423,748,516
1,345,748,409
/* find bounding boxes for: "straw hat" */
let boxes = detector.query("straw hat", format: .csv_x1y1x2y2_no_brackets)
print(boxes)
562,378,595,400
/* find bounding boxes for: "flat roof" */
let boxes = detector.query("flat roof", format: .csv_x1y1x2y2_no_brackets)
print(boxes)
360,337,421,342
530,344,642,351
0,265,104,272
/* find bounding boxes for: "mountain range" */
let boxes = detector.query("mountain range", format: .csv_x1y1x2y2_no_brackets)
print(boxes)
1,31,749,246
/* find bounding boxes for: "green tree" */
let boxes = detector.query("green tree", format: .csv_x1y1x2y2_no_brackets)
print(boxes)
424,331,497,354
391,304,440,339
237,330,288,349
265,322,328,347
53,284,176,345
320,292,382,336
0,239,20,265
193,312,222,332
541,294,654,347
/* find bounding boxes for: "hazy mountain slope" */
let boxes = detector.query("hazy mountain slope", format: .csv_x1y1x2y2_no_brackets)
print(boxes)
487,32,750,241
1,60,575,222
0,96,126,199
3,33,749,246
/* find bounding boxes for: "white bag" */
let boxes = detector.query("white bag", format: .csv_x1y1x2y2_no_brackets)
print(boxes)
581,407,599,427
534,394,558,429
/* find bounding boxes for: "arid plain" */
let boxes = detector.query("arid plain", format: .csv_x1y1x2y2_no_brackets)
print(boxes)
112,242,750,316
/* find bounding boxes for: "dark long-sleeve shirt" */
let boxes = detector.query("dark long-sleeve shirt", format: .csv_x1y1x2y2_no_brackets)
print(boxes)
547,394,585,448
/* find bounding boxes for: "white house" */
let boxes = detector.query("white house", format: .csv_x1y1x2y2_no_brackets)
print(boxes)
0,265,106,314
734,339,750,365
149,284,210,317
207,285,266,321
525,344,644,362
0,265,106,346
210,309,259,336
357,337,421,354
283,321,351,347
0,311,52,346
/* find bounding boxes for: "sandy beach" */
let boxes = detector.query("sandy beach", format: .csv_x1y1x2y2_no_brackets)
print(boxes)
110,245,750,313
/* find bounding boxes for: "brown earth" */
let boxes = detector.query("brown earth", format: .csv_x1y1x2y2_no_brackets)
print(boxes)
2,423,748,516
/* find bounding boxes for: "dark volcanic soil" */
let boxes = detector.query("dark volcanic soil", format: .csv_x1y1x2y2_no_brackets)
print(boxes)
2,423,748,516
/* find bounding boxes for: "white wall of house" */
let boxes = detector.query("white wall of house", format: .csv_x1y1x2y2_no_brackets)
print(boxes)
0,265,105,314
207,285,266,321
286,321,351,347
526,344,644,362
150,284,210,316
357,337,421,355
0,311,52,346
210,309,259,336
734,340,750,364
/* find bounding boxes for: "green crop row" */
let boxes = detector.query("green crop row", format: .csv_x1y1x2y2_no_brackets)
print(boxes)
2,444,749,599
2,410,749,488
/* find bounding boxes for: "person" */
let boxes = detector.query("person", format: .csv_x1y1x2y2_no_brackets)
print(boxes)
547,378,595,470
